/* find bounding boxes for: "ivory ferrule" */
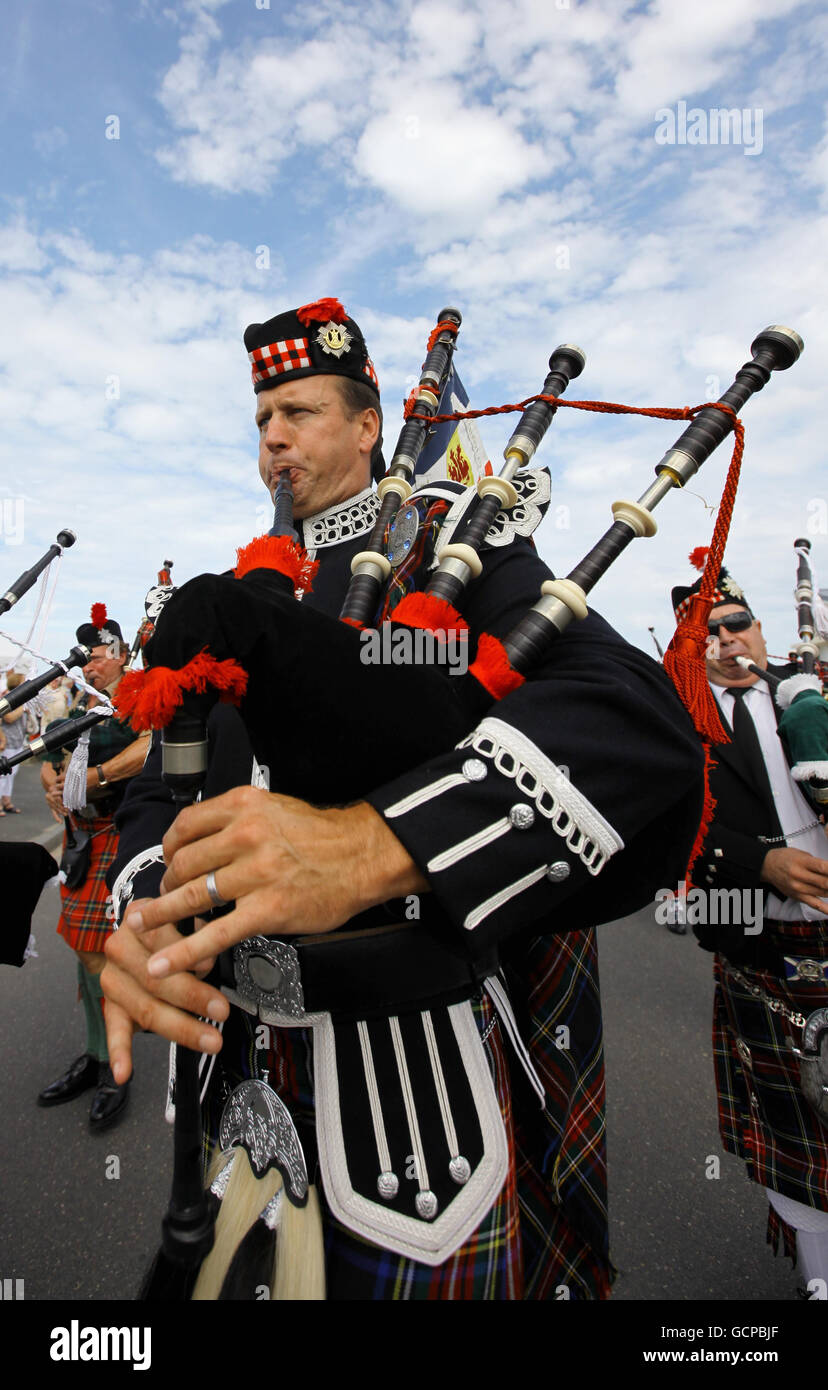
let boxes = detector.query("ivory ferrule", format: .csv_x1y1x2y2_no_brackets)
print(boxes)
350,551,392,580
377,476,413,502
438,544,483,579
795,583,814,602
477,475,518,509
540,578,588,620
794,639,820,658
611,500,657,538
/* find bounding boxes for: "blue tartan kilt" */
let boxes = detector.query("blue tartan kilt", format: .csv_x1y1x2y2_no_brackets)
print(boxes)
713,937,828,1213
200,928,611,1300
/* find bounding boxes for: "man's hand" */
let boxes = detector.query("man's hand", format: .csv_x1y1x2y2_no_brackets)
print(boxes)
123,785,427,982
760,846,828,914
40,761,64,822
101,901,228,1084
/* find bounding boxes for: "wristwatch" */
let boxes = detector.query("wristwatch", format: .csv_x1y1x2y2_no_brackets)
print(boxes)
96,764,109,787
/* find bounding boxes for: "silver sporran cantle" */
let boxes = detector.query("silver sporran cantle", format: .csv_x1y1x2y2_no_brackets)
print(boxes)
789,1009,828,1125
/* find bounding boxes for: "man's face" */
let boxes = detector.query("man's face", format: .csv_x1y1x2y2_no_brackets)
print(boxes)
255,375,379,520
84,644,127,692
705,603,768,687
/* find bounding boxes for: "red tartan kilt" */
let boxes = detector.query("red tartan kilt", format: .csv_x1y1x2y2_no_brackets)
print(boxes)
56,816,119,954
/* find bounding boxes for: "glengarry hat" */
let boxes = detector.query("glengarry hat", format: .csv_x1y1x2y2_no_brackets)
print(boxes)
244,297,380,398
671,547,751,624
76,602,124,650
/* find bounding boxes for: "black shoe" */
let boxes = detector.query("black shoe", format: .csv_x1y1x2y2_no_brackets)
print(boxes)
37,1053,99,1107
89,1066,130,1131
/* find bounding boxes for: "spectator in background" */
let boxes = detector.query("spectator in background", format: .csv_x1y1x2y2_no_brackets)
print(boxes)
1,671,30,814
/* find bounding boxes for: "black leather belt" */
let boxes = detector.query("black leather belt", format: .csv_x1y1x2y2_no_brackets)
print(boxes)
218,922,499,1023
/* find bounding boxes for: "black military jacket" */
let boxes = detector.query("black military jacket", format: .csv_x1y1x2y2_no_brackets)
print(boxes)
110,482,704,963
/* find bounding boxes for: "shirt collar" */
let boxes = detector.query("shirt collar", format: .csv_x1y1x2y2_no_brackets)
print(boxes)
299,486,380,549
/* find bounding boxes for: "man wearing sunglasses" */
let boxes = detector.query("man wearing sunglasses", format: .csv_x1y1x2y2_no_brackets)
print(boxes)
672,556,828,1296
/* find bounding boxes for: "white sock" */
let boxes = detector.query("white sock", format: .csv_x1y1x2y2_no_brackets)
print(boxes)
767,1188,828,1288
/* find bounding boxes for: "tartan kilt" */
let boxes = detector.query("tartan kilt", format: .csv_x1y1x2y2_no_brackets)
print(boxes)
56,815,119,954
200,933,610,1300
712,927,828,1213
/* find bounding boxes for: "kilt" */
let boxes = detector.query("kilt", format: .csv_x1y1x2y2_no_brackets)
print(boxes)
56,815,119,954
200,928,610,1300
713,924,828,1214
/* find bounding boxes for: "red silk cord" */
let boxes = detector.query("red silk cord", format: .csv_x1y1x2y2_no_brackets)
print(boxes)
403,390,746,884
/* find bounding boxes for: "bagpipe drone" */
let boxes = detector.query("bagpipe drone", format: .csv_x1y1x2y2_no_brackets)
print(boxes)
732,536,828,808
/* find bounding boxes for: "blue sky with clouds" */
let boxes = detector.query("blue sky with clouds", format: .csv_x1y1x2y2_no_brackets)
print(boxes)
0,0,826,671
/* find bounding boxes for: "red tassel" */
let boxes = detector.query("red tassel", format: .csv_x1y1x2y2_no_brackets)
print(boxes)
392,593,469,636
296,298,347,326
234,535,319,594
469,633,525,699
663,594,728,746
90,603,107,627
114,651,248,731
688,546,709,572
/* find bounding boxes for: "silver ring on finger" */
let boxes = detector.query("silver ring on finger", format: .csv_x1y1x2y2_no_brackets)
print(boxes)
205,870,229,909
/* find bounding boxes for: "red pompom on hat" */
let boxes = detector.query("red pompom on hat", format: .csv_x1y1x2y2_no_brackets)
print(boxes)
296,298,347,326
90,602,108,628
688,546,709,572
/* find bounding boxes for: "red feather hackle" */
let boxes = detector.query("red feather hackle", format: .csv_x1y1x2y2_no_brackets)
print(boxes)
90,603,108,627
296,298,347,326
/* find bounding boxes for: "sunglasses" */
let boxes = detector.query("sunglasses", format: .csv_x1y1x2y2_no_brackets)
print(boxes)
707,612,753,637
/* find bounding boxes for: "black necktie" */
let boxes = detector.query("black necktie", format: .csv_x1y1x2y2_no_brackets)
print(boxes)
726,687,783,837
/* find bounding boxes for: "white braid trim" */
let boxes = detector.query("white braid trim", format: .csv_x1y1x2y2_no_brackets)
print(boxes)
776,673,823,709
457,717,623,875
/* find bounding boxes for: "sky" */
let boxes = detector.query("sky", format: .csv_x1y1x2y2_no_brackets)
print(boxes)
0,0,826,673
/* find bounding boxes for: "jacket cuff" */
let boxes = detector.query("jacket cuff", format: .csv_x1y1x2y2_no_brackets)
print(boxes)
695,824,769,891
365,715,623,946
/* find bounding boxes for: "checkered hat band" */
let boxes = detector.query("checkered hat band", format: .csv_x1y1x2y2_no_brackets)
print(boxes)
674,584,728,622
250,338,311,383
364,357,379,389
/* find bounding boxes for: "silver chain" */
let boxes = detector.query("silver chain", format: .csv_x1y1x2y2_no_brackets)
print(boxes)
758,817,823,846
723,964,808,1029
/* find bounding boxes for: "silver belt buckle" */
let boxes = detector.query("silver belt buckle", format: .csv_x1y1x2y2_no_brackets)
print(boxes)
783,956,828,984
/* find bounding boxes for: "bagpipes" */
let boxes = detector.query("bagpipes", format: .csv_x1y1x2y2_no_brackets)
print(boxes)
0,528,75,616
0,530,79,967
112,316,804,1297
739,537,828,807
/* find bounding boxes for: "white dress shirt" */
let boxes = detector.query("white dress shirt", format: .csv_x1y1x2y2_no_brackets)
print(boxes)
711,680,828,922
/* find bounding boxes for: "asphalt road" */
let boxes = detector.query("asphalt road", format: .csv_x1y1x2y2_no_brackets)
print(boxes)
0,760,800,1301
